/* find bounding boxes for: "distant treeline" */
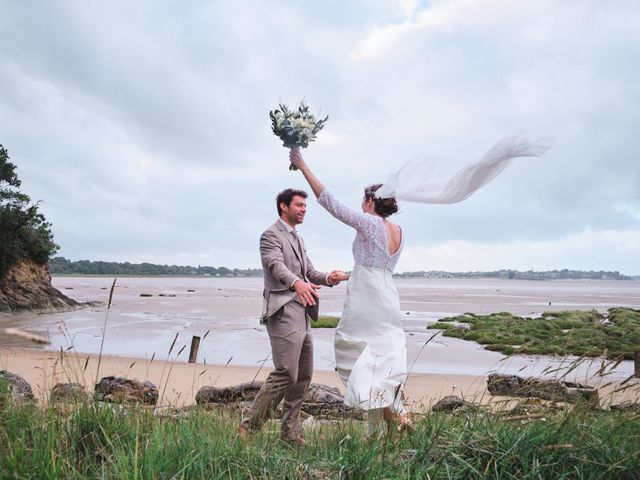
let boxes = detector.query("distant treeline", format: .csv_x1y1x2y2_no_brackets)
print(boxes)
50,257,638,280
49,257,263,277
394,269,638,280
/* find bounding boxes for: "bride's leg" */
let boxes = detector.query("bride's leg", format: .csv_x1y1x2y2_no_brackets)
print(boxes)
383,402,414,435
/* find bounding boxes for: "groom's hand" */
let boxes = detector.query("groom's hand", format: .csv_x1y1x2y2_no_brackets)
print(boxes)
293,280,321,306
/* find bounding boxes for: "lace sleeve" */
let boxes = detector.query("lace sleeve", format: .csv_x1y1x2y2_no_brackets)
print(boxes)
317,190,374,231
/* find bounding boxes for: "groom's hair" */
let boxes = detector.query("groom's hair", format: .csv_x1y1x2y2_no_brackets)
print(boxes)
276,188,308,216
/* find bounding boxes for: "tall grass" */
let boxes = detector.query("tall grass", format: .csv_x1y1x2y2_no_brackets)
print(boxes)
3,284,638,478
1,396,639,479
94,278,117,387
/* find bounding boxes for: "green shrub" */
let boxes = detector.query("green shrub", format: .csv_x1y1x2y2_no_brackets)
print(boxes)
0,145,58,276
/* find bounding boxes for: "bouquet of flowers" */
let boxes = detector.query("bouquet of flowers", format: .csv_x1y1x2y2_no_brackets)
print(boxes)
269,100,328,170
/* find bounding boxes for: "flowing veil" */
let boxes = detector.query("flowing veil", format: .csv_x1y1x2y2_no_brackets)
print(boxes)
375,135,554,203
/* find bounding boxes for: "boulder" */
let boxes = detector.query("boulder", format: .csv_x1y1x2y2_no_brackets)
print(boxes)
562,382,599,403
195,380,263,404
486,374,522,395
302,383,363,420
610,402,640,413
95,376,158,405
506,397,563,416
432,395,467,412
50,382,89,403
304,383,343,403
195,382,364,420
0,370,35,406
487,373,599,404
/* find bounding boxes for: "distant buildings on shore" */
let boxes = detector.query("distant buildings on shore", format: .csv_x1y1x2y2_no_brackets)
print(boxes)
393,269,637,281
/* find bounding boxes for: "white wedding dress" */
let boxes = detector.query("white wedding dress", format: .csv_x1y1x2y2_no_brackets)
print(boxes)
318,190,407,413
314,136,553,415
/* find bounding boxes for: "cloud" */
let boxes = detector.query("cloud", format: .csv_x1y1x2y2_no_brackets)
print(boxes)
395,228,640,273
1,0,639,274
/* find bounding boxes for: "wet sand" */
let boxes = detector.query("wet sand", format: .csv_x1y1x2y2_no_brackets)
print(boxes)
1,276,639,408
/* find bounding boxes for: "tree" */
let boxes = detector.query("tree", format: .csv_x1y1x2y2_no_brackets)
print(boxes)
0,145,59,276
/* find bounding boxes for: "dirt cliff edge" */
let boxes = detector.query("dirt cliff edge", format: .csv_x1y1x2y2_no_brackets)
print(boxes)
0,259,78,314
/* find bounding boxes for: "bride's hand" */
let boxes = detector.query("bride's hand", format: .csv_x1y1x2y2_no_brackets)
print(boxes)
290,147,325,198
289,147,306,170
328,270,349,285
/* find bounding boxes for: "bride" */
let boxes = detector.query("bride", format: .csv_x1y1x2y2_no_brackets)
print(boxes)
289,148,414,434
289,135,552,435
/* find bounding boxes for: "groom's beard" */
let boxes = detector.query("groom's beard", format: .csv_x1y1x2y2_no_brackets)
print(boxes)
284,212,305,226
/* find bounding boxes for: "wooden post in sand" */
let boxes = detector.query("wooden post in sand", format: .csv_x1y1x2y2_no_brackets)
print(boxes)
189,336,201,363
635,351,640,378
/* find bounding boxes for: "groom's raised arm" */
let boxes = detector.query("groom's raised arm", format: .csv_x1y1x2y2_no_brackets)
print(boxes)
260,229,299,288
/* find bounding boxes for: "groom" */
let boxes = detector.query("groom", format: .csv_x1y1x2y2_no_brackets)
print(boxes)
239,188,340,444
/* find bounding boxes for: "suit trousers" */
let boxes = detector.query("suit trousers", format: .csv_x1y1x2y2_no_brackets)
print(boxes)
241,300,313,440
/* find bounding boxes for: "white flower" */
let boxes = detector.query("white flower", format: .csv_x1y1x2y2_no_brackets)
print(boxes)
269,100,329,170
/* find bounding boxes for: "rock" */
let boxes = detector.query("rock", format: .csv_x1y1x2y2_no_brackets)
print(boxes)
610,402,640,413
486,374,522,395
506,397,563,416
196,381,264,404
0,259,78,314
95,376,158,405
153,405,199,418
50,382,89,402
195,382,364,420
302,383,363,420
487,373,599,404
562,382,599,404
432,395,467,412
0,370,35,406
302,416,346,428
301,402,364,420
304,383,343,403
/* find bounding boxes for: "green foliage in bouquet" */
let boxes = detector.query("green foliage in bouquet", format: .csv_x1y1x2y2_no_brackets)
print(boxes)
0,144,59,276
269,100,328,170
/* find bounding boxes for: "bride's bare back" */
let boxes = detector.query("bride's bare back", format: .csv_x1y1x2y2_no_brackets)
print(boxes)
384,220,402,256
316,190,404,271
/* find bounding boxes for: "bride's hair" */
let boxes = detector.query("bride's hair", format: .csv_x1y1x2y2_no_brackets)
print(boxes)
364,184,398,218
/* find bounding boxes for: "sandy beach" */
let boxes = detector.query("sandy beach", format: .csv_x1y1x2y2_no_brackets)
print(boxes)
0,347,494,409
1,276,639,409
2,347,637,410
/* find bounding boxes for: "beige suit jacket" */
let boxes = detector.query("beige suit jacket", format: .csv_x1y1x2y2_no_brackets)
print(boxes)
260,220,331,323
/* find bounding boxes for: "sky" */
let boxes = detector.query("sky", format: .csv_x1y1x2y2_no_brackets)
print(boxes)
1,0,639,275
